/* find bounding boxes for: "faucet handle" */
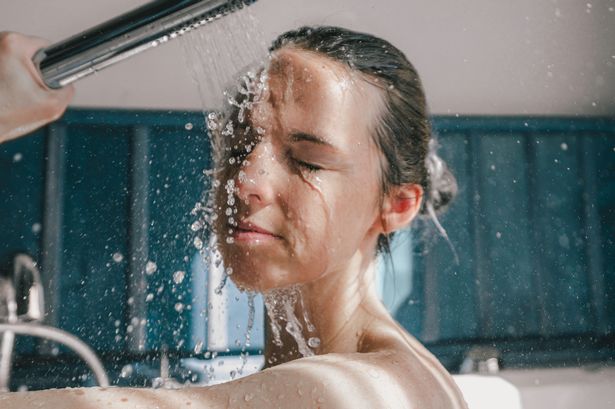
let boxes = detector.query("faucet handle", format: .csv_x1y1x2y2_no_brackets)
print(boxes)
12,254,45,323
0,277,18,323
459,346,501,374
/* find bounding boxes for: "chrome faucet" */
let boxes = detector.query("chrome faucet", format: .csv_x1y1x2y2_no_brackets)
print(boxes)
0,254,109,390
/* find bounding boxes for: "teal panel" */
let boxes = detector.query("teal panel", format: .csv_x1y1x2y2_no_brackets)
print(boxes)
530,134,592,335
145,125,211,350
0,131,45,266
474,133,541,337
593,134,615,333
59,124,131,351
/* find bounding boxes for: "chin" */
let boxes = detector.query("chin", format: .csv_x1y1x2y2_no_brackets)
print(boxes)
221,250,270,290
224,257,300,293
227,268,275,293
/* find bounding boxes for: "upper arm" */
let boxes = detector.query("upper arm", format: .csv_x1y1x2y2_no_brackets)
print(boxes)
0,354,434,409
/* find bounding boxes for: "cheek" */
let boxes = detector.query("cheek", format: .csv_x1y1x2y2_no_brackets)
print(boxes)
285,181,330,252
326,179,379,252
289,177,374,264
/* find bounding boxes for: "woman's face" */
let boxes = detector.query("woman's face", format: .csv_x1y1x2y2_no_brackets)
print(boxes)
215,48,386,291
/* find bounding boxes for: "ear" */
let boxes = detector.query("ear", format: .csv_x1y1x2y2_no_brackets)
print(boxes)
379,184,423,234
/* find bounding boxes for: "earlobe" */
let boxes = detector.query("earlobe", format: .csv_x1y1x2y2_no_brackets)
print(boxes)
380,184,423,234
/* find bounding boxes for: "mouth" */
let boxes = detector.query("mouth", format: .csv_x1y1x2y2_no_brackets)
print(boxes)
231,221,282,243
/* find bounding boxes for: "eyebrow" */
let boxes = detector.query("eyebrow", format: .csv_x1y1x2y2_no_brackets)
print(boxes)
290,132,338,150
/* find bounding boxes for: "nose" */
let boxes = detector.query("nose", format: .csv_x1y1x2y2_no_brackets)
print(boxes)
235,140,279,208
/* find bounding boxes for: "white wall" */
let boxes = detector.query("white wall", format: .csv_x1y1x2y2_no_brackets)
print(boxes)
2,0,614,115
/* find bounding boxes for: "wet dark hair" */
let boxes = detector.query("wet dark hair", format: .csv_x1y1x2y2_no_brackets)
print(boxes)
270,26,458,252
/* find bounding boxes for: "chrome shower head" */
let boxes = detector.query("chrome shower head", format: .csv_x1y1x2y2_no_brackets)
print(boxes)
33,0,259,89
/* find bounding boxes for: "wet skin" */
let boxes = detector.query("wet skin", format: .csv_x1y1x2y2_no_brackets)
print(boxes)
216,47,387,292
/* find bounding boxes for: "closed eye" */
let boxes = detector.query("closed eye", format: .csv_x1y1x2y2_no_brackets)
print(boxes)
293,158,323,172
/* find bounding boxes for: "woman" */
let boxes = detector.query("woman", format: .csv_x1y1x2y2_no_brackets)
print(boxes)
1,27,466,408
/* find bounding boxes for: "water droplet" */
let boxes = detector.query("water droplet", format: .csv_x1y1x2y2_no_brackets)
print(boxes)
194,340,204,354
193,236,204,250
145,293,154,302
185,122,194,131
560,142,568,151
13,153,23,162
307,337,321,348
191,220,203,231
173,270,186,284
31,223,41,234
175,302,185,313
496,232,502,239
112,252,124,263
120,364,133,378
127,297,134,305
145,261,157,275
152,377,165,389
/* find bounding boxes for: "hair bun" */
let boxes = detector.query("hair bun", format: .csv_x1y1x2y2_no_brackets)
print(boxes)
421,138,457,215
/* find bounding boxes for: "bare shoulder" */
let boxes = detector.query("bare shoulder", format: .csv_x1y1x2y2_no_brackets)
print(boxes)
351,322,469,409
0,351,466,409
223,348,467,409
226,352,411,408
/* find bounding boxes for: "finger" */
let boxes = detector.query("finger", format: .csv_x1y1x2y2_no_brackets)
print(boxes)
0,31,50,58
53,84,76,106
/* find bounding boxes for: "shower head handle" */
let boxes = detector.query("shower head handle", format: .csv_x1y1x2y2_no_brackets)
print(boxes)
33,0,258,89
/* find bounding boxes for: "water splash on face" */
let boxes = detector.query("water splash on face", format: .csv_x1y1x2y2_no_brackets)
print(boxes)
183,4,268,276
244,291,256,348
264,286,319,359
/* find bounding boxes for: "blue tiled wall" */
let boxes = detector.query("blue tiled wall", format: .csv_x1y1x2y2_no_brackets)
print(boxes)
1,110,614,382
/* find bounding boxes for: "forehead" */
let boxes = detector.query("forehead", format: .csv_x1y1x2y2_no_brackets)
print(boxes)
262,48,384,143
268,48,352,102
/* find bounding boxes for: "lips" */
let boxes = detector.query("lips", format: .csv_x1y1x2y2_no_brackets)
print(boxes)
231,220,282,242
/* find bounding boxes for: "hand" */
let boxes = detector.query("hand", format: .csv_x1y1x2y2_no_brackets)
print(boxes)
0,32,74,144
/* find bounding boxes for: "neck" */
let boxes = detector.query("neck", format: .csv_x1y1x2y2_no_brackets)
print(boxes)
263,248,386,367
